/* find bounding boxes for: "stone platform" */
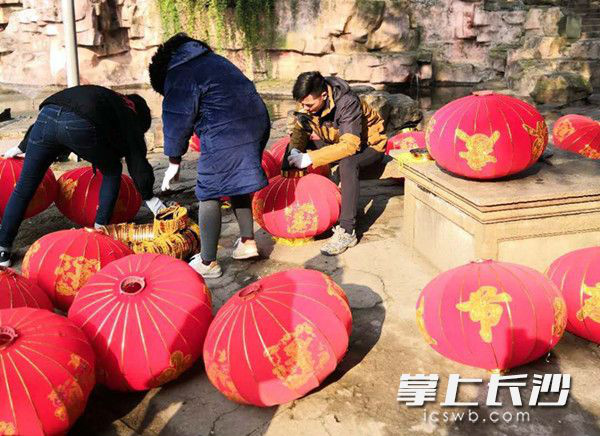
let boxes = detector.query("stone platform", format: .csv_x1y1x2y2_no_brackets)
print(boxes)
403,149,600,272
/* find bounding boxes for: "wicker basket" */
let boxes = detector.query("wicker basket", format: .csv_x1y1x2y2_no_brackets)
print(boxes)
102,205,200,260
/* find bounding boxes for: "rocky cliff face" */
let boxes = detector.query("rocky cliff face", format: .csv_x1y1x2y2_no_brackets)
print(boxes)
0,0,599,103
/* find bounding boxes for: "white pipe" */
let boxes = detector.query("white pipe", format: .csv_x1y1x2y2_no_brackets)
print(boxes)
61,0,80,88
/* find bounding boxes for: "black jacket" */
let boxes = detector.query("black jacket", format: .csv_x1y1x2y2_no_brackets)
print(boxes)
19,85,155,200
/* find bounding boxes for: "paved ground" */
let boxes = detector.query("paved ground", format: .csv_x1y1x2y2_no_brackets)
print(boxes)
2,94,600,436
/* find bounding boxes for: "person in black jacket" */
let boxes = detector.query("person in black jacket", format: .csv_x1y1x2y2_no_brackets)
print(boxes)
0,85,165,267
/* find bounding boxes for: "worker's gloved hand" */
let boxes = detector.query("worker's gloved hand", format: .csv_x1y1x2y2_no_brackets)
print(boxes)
145,197,167,216
161,163,180,191
3,146,23,159
287,151,312,169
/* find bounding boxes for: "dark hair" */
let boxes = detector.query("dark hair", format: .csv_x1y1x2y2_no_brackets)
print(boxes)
293,71,327,101
126,94,152,133
148,32,212,95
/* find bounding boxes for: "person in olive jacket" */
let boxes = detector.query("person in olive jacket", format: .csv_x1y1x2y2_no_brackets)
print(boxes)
149,33,270,279
0,85,165,267
287,71,387,255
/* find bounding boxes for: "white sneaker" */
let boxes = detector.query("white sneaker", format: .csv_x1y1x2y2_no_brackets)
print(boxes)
232,238,259,260
188,254,222,279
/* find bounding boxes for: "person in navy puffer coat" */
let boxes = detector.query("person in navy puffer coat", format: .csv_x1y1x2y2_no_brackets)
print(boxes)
149,33,270,279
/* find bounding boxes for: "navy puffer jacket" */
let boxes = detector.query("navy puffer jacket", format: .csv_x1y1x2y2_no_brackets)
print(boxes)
162,41,270,200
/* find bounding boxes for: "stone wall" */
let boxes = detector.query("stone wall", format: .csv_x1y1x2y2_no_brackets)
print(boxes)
0,0,599,103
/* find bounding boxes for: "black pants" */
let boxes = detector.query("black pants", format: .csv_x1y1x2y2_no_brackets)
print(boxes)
0,104,122,248
311,141,384,233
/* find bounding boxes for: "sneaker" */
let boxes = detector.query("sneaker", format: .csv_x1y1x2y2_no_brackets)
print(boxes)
320,226,358,256
0,249,11,268
188,254,222,279
232,238,259,260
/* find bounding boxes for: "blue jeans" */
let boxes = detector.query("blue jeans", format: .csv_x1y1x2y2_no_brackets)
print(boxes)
0,104,123,248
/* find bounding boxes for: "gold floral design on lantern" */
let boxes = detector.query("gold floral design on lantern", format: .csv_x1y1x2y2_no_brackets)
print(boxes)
579,145,600,159
58,177,78,200
553,119,575,143
552,297,567,337
456,285,512,343
265,322,330,390
456,129,499,171
284,203,318,235
416,297,437,346
49,353,94,422
206,349,246,403
252,198,265,228
54,254,101,296
152,350,193,386
22,240,41,275
523,121,548,160
576,282,600,323
0,422,15,435
397,137,419,151
323,274,350,313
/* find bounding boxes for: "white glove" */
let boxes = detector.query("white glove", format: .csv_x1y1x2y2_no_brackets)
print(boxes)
3,146,23,158
289,148,301,156
288,152,312,169
161,163,180,191
145,197,167,216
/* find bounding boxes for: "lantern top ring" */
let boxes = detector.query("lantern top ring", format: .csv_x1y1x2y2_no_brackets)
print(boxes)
0,326,18,350
472,90,494,96
0,266,14,276
119,276,146,295
239,283,263,300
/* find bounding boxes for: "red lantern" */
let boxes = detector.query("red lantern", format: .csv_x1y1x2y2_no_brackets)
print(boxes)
262,149,280,179
0,307,95,436
386,131,426,155
204,269,351,406
416,260,565,372
22,228,133,312
56,166,142,227
189,134,201,152
552,114,600,159
252,173,341,243
268,136,330,177
68,253,213,391
0,267,53,310
0,157,58,219
426,91,548,179
547,247,600,343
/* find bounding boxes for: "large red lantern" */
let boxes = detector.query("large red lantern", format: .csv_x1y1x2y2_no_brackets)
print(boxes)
552,114,600,159
68,253,213,391
386,131,426,155
204,269,351,406
268,136,330,177
252,172,341,243
0,267,53,310
22,228,133,312
189,134,201,152
0,157,58,219
56,166,142,227
547,247,600,343
426,91,548,179
416,260,566,372
0,307,95,436
262,149,280,179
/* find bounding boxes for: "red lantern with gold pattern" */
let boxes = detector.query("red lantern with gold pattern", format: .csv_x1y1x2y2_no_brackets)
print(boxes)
189,134,201,152
0,307,95,436
416,260,565,372
386,131,426,155
68,253,213,391
0,267,53,311
552,114,600,159
268,136,330,177
547,247,600,343
56,166,142,227
204,269,351,406
0,157,58,219
426,91,548,179
22,228,133,312
252,172,341,243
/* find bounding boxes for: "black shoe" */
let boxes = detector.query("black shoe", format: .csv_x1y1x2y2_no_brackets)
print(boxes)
0,250,11,267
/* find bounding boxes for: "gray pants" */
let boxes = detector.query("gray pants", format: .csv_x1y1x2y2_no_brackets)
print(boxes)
199,194,253,262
